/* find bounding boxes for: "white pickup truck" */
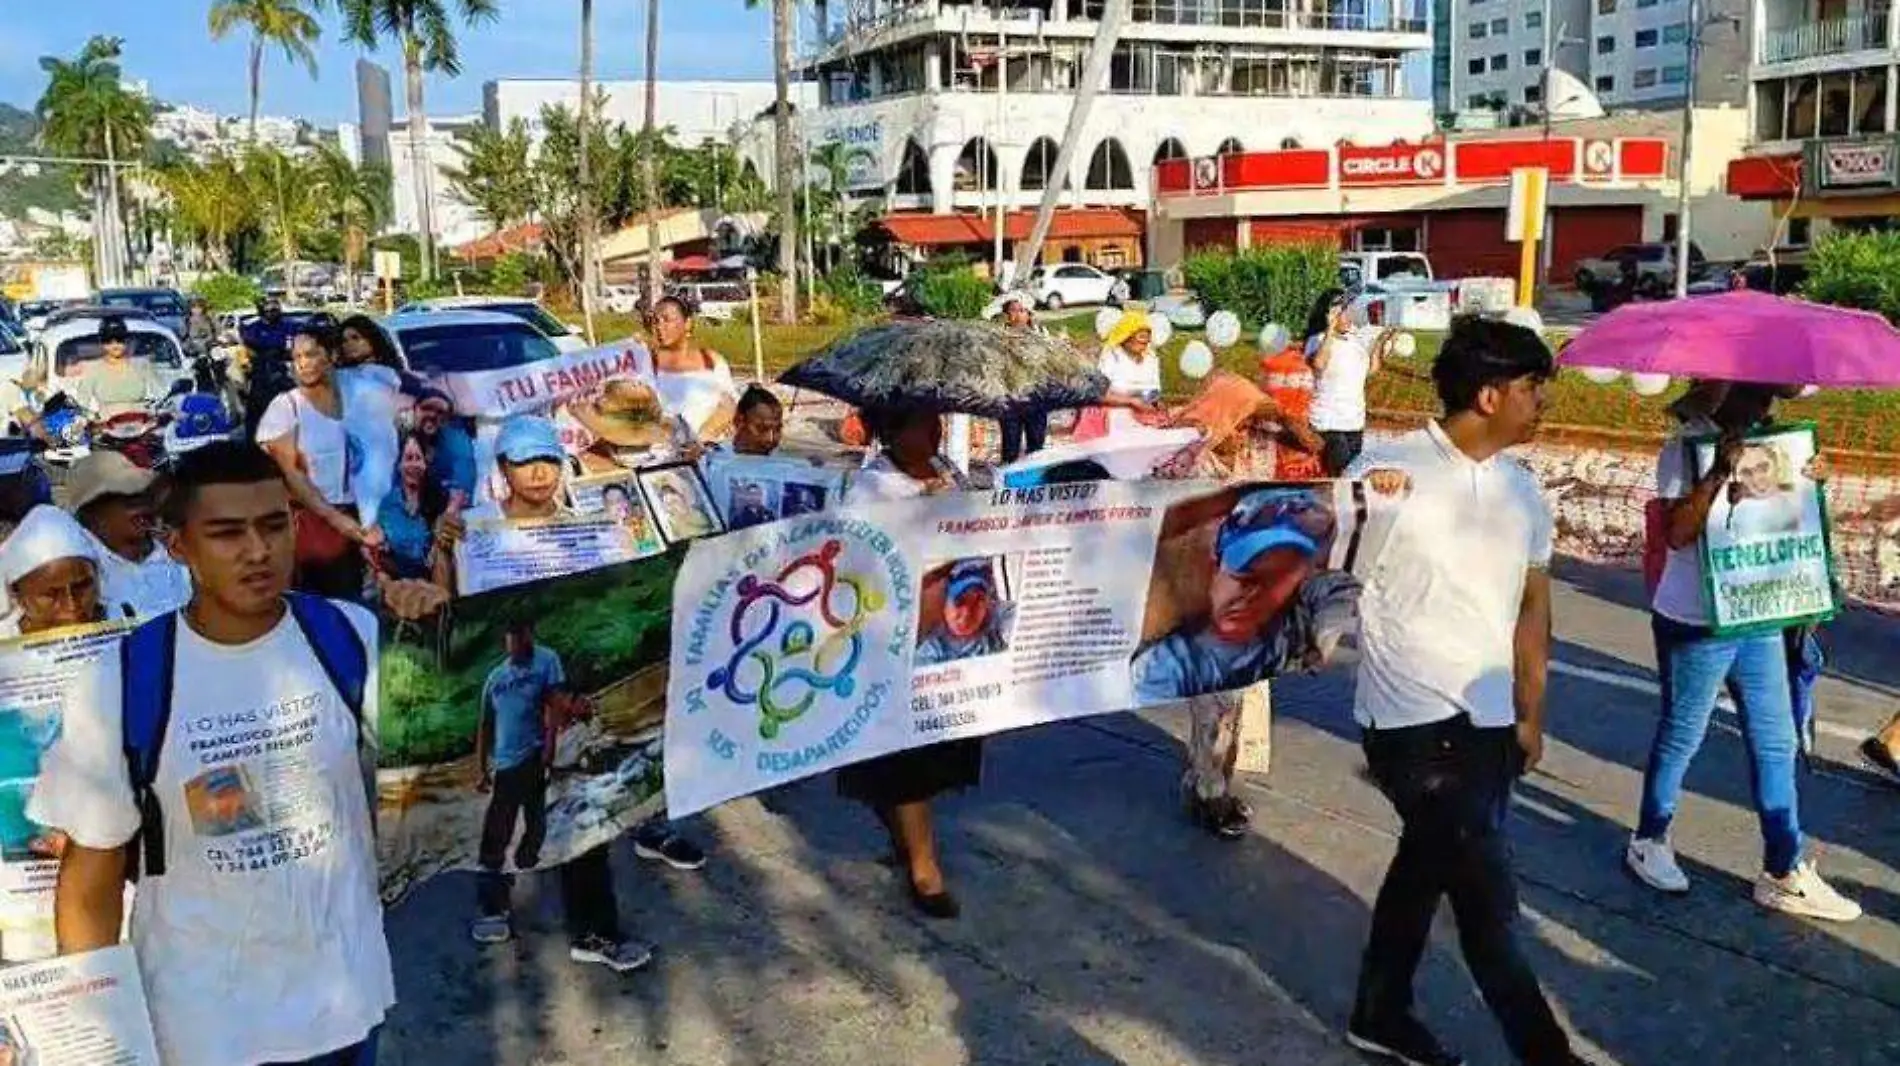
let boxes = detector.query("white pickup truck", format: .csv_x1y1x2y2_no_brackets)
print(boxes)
1338,253,1514,330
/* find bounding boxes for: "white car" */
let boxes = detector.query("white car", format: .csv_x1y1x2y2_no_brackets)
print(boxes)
395,296,588,353
30,315,191,464
1026,264,1129,311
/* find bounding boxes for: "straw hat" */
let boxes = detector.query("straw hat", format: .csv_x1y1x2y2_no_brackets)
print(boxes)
568,377,670,448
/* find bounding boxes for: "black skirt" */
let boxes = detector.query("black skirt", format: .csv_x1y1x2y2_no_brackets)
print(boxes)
837,738,983,808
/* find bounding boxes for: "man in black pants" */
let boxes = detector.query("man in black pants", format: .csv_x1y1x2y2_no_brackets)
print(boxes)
1345,318,1596,1066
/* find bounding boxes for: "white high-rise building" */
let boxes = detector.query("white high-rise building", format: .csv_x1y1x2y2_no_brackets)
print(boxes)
385,116,490,249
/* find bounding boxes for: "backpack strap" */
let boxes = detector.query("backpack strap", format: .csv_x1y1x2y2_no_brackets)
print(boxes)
287,593,368,727
120,612,180,881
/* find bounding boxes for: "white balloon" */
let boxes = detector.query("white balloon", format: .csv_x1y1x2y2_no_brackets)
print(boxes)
1148,315,1173,349
1179,340,1215,379
1502,306,1544,334
1630,372,1671,397
1390,332,1418,359
1095,307,1122,340
1258,322,1290,352
1797,384,1820,399
1580,366,1622,385
1205,310,1242,349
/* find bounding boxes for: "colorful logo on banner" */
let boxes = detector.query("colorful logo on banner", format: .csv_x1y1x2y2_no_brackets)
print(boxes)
707,539,887,739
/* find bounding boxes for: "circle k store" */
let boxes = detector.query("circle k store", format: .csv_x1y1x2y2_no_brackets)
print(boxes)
1151,133,1671,281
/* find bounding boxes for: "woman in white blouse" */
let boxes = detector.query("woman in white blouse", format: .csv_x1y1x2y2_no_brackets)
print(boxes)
645,296,740,441
841,406,980,920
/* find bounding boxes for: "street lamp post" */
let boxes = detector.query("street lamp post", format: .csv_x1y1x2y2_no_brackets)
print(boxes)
1673,0,1701,299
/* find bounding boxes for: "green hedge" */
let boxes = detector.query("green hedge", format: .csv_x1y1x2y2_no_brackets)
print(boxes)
1801,230,1900,324
913,264,993,320
190,273,263,313
1181,243,1336,333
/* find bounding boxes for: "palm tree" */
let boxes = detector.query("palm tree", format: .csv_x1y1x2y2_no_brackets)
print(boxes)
340,0,501,283
744,0,798,322
578,0,598,342
312,142,391,299
642,0,663,308
207,0,326,139
161,153,254,271
244,144,324,299
36,36,153,287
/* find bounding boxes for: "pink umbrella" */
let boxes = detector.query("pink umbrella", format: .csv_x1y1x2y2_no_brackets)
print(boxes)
1558,291,1900,388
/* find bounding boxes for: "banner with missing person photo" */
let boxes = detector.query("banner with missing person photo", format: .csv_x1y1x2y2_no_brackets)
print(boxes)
662,477,1400,818
1688,422,1840,635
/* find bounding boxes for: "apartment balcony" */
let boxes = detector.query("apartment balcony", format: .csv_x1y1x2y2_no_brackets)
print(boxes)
1761,11,1891,65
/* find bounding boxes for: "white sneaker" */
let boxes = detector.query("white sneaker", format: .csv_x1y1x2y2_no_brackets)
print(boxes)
570,935,654,973
1755,861,1863,923
1625,837,1690,895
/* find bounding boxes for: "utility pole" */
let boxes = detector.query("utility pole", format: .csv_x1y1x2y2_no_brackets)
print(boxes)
1673,0,1701,299
992,1,1008,283
1018,0,1129,272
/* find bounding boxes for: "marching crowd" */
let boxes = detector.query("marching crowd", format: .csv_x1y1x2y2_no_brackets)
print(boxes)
0,286,1878,1066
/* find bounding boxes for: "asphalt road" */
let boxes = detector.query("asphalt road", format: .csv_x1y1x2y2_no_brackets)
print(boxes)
379,559,1900,1066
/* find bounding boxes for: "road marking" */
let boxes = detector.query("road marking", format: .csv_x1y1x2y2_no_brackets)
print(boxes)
1550,659,1865,743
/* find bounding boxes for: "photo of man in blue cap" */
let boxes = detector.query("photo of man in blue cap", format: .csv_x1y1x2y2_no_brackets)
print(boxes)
1131,487,1360,704
916,558,1015,666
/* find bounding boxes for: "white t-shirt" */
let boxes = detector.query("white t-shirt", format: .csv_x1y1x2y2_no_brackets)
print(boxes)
1349,422,1554,730
87,533,193,621
850,454,967,502
258,389,355,506
1309,328,1377,433
28,602,393,1066
1098,345,1162,435
1652,429,1713,625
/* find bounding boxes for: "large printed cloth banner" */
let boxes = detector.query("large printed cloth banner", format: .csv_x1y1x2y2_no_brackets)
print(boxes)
0,623,128,964
374,555,678,904
663,477,1390,818
436,342,647,422
1688,423,1839,634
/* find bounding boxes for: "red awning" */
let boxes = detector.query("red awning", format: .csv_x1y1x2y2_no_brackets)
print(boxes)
1727,153,1802,200
876,208,1144,247
666,255,717,274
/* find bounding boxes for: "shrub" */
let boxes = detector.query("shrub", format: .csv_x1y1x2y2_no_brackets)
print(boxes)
912,265,993,320
1800,230,1900,324
403,278,453,302
818,262,886,318
1182,243,1337,334
489,253,534,296
190,273,262,313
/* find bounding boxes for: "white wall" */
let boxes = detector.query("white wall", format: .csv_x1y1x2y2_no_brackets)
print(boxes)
485,79,816,147
387,123,488,248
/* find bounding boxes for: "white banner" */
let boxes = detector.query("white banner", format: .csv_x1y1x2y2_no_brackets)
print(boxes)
453,514,664,596
0,623,128,964
437,342,649,421
664,478,1387,817
0,945,162,1064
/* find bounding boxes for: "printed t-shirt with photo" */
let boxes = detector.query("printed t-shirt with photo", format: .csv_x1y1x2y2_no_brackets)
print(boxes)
27,601,393,1066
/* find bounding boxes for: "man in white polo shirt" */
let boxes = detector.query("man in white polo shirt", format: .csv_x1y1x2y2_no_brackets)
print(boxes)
1345,318,1592,1066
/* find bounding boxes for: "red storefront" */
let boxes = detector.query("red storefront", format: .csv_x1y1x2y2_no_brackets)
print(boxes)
1155,134,1671,282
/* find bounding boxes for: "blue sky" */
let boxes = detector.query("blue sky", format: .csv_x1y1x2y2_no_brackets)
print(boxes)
1,0,779,123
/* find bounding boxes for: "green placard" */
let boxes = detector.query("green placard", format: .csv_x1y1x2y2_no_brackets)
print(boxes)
1685,421,1839,636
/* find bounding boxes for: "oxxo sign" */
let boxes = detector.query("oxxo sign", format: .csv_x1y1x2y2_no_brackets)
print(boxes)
1806,137,1900,195
1339,144,1446,186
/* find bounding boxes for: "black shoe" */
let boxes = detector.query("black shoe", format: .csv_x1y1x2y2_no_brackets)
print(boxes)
1859,738,1900,785
1346,1014,1464,1066
633,831,707,871
1190,795,1251,840
908,880,960,920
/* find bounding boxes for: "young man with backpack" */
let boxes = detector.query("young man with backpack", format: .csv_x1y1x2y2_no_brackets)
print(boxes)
30,440,392,1066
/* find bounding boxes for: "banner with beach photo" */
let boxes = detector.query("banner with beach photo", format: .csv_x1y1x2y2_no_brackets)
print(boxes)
1690,422,1840,634
663,477,1395,818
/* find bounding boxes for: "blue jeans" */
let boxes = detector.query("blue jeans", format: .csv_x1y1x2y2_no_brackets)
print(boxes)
1639,614,1803,877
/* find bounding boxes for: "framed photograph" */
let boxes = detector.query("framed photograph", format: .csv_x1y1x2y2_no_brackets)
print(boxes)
567,470,667,557
1688,421,1839,635
700,452,848,530
635,461,726,545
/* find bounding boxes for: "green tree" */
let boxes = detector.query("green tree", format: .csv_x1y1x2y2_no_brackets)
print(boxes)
340,0,501,282
443,117,535,233
532,102,621,294
207,0,326,139
312,142,391,291
36,36,153,286
161,153,254,271
743,0,799,320
243,144,323,299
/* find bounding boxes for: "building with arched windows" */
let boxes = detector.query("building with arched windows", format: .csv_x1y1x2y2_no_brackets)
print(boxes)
754,0,1436,270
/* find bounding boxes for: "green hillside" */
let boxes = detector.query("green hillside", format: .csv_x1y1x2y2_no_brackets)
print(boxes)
0,103,83,218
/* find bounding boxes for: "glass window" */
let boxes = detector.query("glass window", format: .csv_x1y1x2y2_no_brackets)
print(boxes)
1525,83,1544,102
1468,93,1493,108
1490,53,1509,70
1784,218,1811,248
1635,28,1659,47
1597,34,1615,53
1634,68,1658,88
1525,9,1543,28
1470,21,1487,37
1525,48,1543,66
1661,64,1688,84
1755,78,1787,141
1597,0,1615,12
1856,67,1889,133
1820,72,1854,137
1490,17,1508,33
1469,57,1487,74
1595,74,1616,92
1637,0,1659,7
1788,76,1818,139
1662,22,1688,43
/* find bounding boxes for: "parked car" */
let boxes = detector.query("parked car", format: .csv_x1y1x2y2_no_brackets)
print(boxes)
1026,264,1129,310
396,296,588,352
96,286,189,338
17,299,72,338
1346,280,1455,332
1338,251,1435,288
1574,242,1708,310
1735,250,1809,296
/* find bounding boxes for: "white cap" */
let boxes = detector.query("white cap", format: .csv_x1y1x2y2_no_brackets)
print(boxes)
0,505,99,598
